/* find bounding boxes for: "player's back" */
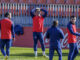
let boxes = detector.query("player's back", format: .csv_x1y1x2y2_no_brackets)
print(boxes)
0,18,12,39
47,26,64,47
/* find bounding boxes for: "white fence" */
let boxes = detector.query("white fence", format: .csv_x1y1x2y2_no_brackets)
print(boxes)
0,3,80,27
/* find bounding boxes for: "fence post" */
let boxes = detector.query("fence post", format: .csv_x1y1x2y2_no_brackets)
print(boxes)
2,3,4,17
69,5,70,21
53,4,54,21
13,3,14,17
0,3,1,19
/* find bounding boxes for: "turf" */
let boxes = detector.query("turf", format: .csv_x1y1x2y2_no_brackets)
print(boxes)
0,47,80,60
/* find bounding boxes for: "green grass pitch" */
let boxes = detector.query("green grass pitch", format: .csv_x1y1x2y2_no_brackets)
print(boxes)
0,47,80,60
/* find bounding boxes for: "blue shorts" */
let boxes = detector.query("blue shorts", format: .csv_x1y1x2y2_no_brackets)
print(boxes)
1,39,12,49
33,32,45,51
68,43,79,60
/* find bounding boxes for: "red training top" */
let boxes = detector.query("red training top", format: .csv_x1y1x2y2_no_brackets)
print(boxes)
0,18,12,39
32,16,44,32
67,22,77,43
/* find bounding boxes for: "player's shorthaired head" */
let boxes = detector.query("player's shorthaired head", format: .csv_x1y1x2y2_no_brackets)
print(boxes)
5,12,12,19
52,20,58,27
35,8,41,16
70,16,76,24
36,8,40,11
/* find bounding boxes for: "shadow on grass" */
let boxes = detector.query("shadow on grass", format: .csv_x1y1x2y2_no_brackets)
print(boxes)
47,53,80,56
0,52,80,57
10,53,44,57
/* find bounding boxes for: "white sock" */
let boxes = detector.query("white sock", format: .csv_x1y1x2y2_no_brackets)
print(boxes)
34,51,37,57
43,51,45,55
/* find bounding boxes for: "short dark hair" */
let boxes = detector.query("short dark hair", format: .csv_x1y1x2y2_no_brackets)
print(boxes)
4,12,9,17
70,16,76,19
53,20,58,27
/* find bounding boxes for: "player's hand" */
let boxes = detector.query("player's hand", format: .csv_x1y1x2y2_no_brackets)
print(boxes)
12,38,15,42
45,39,49,43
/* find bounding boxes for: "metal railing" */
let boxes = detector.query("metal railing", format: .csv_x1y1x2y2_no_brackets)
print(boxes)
0,3,80,28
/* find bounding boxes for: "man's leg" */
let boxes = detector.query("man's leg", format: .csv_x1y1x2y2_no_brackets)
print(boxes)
72,43,79,60
1,40,6,56
10,39,12,47
6,40,11,56
56,47,62,60
33,32,38,57
0,39,1,49
38,32,45,55
49,47,54,60
68,43,75,60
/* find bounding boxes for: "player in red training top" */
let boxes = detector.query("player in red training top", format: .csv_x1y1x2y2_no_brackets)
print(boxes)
0,12,15,60
30,8,48,57
67,16,80,60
